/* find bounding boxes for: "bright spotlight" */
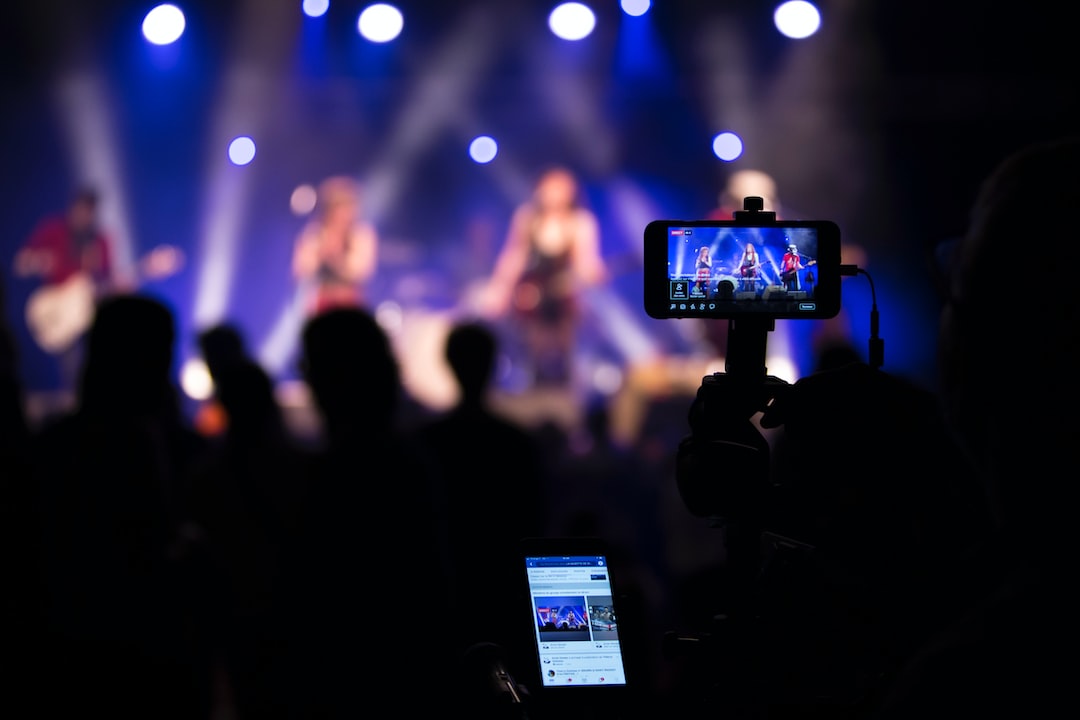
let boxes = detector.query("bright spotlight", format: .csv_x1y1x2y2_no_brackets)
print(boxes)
290,183,318,215
621,0,651,17
180,357,214,401
469,135,498,164
774,1,822,40
549,2,596,41
228,136,257,166
374,300,404,335
712,132,744,161
302,0,330,18
142,4,186,46
358,3,404,43
591,362,624,396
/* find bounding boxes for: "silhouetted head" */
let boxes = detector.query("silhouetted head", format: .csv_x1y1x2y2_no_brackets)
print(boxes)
214,358,282,441
937,135,1080,535
813,341,862,374
300,307,400,436
444,321,497,405
197,322,248,381
79,293,176,417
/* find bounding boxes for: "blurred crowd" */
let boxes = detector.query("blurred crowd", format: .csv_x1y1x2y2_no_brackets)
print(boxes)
3,136,1078,719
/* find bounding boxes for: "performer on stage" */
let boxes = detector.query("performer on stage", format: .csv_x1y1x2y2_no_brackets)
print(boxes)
694,245,712,296
16,187,114,289
14,187,119,389
479,166,607,387
292,175,378,316
737,242,761,292
781,241,806,292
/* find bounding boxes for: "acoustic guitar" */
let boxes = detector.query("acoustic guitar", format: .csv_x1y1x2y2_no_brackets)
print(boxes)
25,244,184,354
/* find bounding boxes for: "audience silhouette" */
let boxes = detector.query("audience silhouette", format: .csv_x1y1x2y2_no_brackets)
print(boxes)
198,322,249,382
0,271,28,465
274,306,451,718
25,292,216,719
188,347,311,719
869,135,1080,718
0,271,34,715
9,140,1074,719
754,359,989,717
414,321,549,663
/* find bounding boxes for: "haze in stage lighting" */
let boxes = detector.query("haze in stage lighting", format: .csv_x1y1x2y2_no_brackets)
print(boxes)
358,3,404,43
180,357,214,402
142,4,186,46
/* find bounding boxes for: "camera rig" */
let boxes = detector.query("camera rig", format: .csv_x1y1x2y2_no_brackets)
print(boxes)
662,196,885,717
675,196,794,537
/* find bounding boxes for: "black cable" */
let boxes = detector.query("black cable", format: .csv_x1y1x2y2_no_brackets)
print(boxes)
839,264,883,369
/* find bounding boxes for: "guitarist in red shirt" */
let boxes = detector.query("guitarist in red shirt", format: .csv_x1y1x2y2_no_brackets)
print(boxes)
15,187,116,390
781,241,806,292
16,188,114,291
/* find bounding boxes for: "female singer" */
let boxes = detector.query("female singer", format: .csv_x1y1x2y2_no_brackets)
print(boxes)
292,176,379,316
479,166,607,387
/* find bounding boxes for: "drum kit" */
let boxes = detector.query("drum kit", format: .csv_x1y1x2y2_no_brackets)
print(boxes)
704,265,751,297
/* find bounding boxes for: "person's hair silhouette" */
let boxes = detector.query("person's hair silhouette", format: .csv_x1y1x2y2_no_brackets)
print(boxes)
444,320,498,406
27,292,214,720
300,306,400,441
197,322,249,382
871,135,1080,719
280,306,451,718
415,319,549,674
78,293,176,417
937,136,1080,538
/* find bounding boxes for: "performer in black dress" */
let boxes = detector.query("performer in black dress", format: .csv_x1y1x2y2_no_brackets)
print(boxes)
479,166,608,387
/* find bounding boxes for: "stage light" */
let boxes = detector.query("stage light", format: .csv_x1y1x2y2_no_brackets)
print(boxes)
620,0,651,17
469,135,498,164
142,4,186,46
549,2,596,41
302,0,330,18
261,6,499,377
590,361,624,396
290,184,318,215
712,131,744,161
774,1,822,40
180,357,214,401
228,136,257,166
193,0,294,333
358,3,404,43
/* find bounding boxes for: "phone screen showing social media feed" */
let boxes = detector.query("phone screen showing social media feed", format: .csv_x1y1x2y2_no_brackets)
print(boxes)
524,553,627,688
666,224,822,315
